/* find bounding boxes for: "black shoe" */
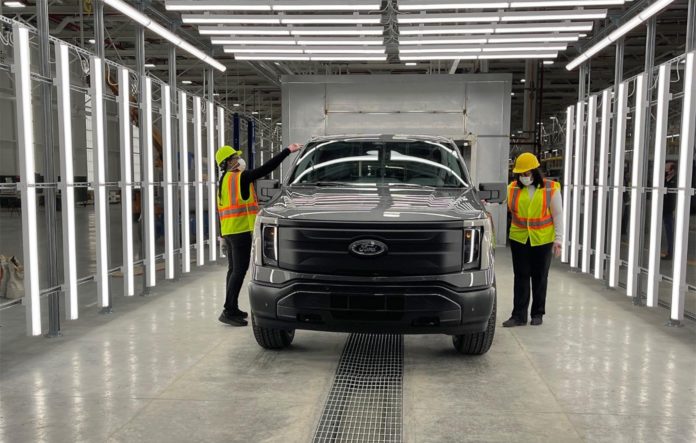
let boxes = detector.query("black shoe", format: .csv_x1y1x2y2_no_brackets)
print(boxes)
502,317,526,327
232,308,249,319
218,310,248,327
530,316,543,326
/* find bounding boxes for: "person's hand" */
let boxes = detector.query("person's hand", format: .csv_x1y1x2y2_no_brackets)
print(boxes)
287,143,303,153
552,241,562,258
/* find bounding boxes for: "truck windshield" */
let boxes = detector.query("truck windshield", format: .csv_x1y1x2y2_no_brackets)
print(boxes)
289,140,469,187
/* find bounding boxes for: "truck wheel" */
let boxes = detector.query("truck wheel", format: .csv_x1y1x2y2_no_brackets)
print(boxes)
252,316,295,349
452,296,496,355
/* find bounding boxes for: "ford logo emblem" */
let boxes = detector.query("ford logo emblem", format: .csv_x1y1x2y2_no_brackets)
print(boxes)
349,239,388,257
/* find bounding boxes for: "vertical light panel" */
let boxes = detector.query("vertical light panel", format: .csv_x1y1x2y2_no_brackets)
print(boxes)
118,67,135,296
55,42,79,318
671,51,696,322
561,105,574,263
13,25,41,335
162,84,175,280
217,106,226,258
207,101,217,262
570,100,585,268
143,77,156,287
179,92,191,273
609,81,629,288
594,89,612,280
194,96,205,266
626,73,648,297
647,63,671,307
90,56,110,307
582,94,597,274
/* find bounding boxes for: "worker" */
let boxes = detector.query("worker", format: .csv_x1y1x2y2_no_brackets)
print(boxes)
503,152,563,327
215,143,302,326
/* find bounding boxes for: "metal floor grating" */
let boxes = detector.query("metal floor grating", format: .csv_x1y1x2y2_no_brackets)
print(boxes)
312,333,404,443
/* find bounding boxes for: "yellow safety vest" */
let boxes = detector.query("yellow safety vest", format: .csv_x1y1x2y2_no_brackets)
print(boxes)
217,171,259,236
508,179,560,246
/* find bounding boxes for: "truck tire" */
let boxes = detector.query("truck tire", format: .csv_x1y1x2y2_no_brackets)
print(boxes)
452,295,496,355
252,316,295,349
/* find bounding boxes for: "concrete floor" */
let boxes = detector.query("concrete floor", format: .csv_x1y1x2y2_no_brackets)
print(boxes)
1,250,695,443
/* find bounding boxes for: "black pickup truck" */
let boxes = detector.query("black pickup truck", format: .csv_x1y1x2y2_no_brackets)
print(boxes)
250,135,505,354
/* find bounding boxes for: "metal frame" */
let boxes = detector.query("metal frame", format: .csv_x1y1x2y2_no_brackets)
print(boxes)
582,94,597,274
55,42,79,319
608,81,628,288
646,63,671,307
90,56,111,307
626,72,648,298
670,51,696,323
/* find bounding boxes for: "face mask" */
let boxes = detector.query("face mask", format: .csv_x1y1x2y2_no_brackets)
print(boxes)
235,158,247,172
519,175,533,186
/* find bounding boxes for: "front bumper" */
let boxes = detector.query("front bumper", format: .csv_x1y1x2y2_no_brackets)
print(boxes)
249,278,495,335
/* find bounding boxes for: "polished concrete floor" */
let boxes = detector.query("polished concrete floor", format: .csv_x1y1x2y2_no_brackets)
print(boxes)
1,250,695,443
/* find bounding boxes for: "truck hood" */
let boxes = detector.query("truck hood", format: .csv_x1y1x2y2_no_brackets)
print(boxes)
262,185,486,223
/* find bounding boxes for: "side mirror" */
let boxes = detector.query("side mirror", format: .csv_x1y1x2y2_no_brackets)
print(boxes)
256,179,281,204
478,182,507,204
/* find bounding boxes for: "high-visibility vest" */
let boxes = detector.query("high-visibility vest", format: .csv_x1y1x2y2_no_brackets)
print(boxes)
217,171,259,236
508,179,560,246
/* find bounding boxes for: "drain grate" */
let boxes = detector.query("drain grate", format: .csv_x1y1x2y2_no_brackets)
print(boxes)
312,333,404,443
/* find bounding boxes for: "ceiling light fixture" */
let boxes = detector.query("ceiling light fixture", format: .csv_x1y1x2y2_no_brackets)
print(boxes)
567,0,675,70
103,0,226,72
4,1,26,7
399,1,509,10
199,26,291,35
182,80,193,84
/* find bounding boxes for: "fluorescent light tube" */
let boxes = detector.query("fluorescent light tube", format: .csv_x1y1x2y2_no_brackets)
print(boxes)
297,38,384,45
55,42,79,318
582,94,597,274
400,25,495,35
207,100,217,262
310,55,387,61
179,92,191,273
487,33,579,43
14,24,40,335
626,73,648,297
224,47,305,53
512,0,623,5
235,55,311,60
399,1,509,10
543,61,554,64
478,52,557,59
104,0,225,71
594,89,611,280
199,26,291,35
501,9,607,21
162,84,175,279
567,0,675,70
303,47,385,54
608,81,628,287
143,77,156,287
118,67,135,296
561,105,574,263
289,27,384,35
194,96,205,266
400,54,479,60
183,14,281,24
398,13,500,24
89,56,112,305
273,1,380,10
166,0,272,11
182,80,193,84
4,1,27,8
144,63,156,68
400,47,482,53
670,51,696,322
647,63,670,306
400,37,488,45
570,100,584,269
496,22,594,33
211,37,298,45
280,15,381,24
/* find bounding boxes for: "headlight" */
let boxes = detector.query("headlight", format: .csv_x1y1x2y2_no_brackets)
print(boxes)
262,224,278,267
462,227,481,271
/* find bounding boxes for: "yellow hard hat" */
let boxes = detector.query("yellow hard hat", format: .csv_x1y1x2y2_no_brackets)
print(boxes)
215,145,242,166
512,152,541,174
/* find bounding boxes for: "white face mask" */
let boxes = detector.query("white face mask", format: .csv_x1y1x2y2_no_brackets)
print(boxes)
234,158,247,172
519,175,533,186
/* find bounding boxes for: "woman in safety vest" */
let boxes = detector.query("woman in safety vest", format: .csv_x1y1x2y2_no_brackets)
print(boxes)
215,143,302,326
503,152,563,327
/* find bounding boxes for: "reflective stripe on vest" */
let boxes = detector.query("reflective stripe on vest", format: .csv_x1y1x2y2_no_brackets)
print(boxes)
508,179,559,246
217,172,259,235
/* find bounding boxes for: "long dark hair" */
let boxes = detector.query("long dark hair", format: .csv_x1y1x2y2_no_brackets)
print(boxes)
515,168,544,188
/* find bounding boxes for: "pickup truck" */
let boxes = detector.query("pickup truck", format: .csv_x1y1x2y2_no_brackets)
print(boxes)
250,135,505,354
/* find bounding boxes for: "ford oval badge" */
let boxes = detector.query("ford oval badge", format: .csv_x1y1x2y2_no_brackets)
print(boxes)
349,239,388,257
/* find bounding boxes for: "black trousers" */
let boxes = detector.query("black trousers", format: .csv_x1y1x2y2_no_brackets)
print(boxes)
223,232,252,312
509,239,553,321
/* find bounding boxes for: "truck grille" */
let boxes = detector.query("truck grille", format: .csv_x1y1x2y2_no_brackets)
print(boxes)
277,226,462,276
